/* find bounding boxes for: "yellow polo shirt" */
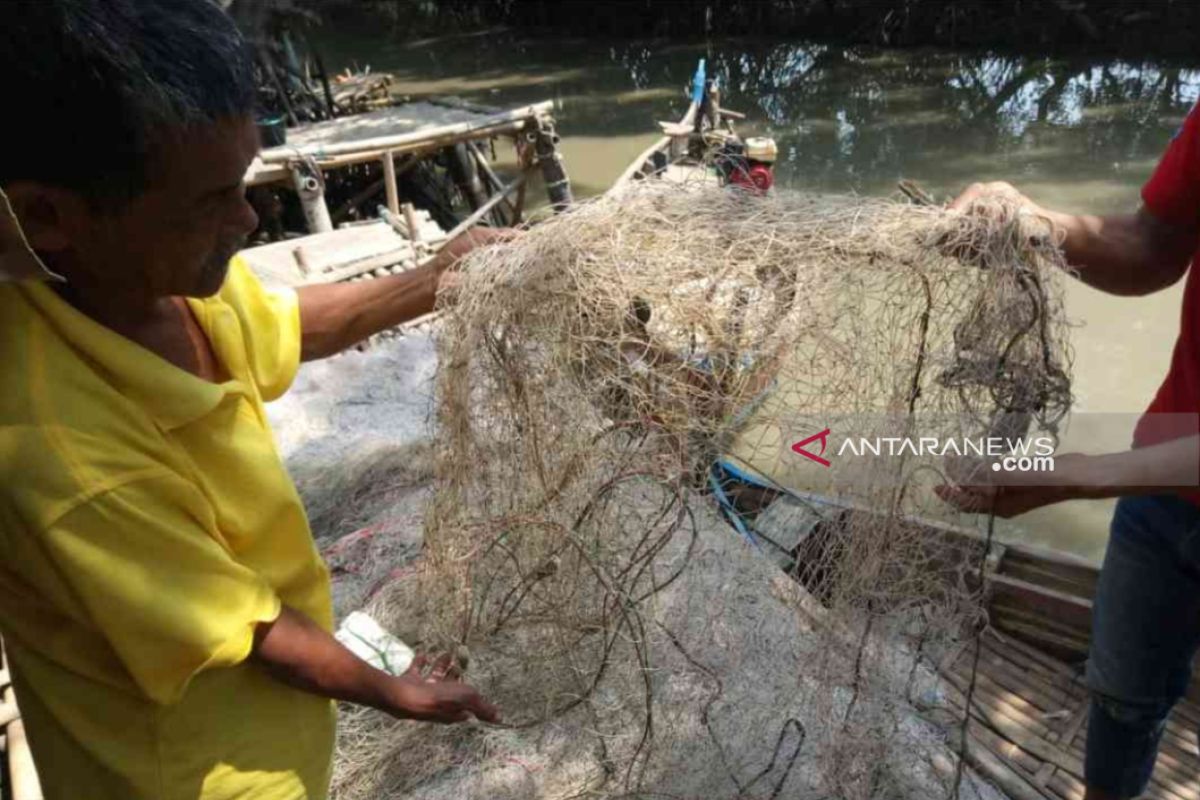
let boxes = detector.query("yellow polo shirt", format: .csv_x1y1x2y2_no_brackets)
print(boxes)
0,258,334,799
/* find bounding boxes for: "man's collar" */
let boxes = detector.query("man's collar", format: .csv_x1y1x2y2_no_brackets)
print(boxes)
22,281,245,430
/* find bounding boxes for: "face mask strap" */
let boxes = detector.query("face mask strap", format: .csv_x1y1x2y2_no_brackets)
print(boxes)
0,186,64,283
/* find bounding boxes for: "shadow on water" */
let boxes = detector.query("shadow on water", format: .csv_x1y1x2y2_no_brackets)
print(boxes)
316,29,1200,558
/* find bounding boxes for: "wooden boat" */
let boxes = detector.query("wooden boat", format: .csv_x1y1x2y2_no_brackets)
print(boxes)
615,69,1200,800
706,464,1200,800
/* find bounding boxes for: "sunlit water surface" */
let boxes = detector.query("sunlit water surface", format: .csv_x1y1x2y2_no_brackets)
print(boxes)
320,29,1200,560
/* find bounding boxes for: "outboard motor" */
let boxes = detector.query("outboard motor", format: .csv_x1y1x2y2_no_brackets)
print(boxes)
716,136,777,195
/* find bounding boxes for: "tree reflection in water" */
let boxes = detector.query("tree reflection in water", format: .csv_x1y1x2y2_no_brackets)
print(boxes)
608,40,1200,196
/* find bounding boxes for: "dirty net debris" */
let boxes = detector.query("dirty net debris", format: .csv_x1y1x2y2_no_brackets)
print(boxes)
329,182,1072,800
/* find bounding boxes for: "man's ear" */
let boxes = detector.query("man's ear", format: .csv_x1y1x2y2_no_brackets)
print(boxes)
1,181,88,254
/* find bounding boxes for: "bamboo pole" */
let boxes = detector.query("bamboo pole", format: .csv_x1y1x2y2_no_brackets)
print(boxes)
382,151,399,216
402,203,421,243
1047,771,1087,800
962,725,1051,800
439,171,527,242
469,142,516,225
319,172,526,285
531,120,571,211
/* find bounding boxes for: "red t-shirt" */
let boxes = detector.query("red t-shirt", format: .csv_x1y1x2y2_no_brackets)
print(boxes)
1133,103,1200,486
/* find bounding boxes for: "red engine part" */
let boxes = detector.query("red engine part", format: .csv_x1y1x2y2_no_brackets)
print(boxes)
728,161,774,195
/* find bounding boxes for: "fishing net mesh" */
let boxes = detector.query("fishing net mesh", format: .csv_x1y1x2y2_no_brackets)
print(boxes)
331,182,1072,799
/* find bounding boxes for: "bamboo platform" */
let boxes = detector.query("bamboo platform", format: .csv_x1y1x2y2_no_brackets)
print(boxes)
244,99,554,187
938,630,1200,800
952,541,1200,800
748,490,1200,799
240,213,445,288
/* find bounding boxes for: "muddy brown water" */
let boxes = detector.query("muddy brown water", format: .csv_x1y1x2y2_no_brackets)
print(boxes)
319,29,1200,561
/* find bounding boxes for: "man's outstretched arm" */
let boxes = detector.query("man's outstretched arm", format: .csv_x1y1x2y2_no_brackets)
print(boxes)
937,435,1200,518
251,605,499,724
295,227,510,361
951,182,1197,296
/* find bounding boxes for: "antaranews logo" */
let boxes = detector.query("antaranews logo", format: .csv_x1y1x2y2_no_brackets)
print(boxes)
789,426,1058,477
790,428,832,467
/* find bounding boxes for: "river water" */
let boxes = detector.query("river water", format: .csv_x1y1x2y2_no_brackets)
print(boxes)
321,29,1200,561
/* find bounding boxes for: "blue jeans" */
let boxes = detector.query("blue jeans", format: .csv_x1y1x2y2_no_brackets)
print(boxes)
1086,494,1200,797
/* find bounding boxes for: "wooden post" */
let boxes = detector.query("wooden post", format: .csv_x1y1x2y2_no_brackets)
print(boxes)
447,143,489,214
403,201,422,263
468,142,516,226
706,81,722,131
289,160,332,233
382,151,399,216
532,117,572,212
402,203,421,243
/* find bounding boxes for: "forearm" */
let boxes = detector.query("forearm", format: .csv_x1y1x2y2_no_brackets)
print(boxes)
951,183,1194,296
251,605,409,714
1078,436,1199,498
1043,208,1190,295
1048,436,1200,500
296,256,449,361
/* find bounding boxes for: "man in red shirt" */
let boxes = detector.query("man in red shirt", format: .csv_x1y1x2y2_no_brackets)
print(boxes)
942,106,1200,799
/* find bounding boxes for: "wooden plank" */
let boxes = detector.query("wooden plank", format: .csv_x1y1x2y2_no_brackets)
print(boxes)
999,540,1099,573
982,632,1080,681
1001,555,1097,598
990,574,1094,629
991,612,1090,663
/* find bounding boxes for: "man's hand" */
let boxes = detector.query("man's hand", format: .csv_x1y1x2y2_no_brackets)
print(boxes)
935,453,1091,518
297,225,519,360
252,607,500,726
946,180,1194,296
936,436,1200,517
435,226,516,270
948,181,1047,216
387,653,500,724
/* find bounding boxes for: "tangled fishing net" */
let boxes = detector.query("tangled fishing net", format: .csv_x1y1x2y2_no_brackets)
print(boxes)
331,182,1072,799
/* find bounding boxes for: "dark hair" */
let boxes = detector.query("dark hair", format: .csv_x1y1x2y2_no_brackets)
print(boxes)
1,0,255,205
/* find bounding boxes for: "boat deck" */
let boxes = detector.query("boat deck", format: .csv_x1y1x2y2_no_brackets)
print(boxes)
940,633,1200,800
746,492,1200,799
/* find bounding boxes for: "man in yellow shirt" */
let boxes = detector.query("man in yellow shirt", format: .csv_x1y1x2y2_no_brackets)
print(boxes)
0,1,499,797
